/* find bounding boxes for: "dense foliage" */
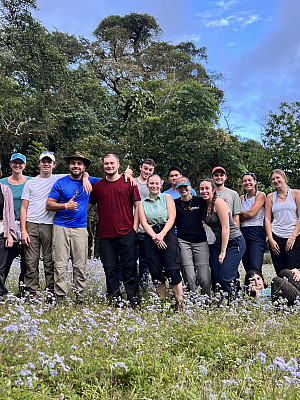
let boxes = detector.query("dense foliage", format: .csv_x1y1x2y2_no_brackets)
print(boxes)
1,0,297,192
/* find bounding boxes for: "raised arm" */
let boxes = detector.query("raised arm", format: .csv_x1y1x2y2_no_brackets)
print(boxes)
215,198,230,265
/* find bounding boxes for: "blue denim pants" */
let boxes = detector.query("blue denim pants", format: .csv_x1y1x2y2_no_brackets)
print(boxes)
210,235,246,296
241,226,266,272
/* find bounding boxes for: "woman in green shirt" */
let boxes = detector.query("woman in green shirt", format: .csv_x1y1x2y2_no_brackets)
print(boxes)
139,174,183,310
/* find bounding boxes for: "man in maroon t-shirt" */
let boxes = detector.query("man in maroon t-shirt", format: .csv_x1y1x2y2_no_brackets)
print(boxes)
89,154,141,305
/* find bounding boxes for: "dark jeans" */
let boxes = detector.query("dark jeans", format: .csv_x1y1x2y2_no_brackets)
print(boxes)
0,234,9,295
210,235,246,297
241,226,266,272
99,229,139,304
137,233,149,283
271,233,300,275
144,225,182,286
271,269,300,306
5,242,27,284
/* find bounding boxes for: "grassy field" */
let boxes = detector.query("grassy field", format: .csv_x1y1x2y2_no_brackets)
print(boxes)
0,258,299,399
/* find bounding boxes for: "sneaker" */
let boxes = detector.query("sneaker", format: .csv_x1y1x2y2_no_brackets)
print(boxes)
46,292,55,304
16,282,26,298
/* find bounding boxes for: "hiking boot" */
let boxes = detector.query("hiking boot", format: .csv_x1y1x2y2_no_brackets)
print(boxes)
46,292,55,304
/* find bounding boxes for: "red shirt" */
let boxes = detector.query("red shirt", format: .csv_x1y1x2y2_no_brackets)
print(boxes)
89,175,141,239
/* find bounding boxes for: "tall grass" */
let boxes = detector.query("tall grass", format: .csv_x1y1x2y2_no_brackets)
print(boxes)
0,259,299,399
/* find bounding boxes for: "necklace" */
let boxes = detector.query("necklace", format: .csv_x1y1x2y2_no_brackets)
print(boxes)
180,197,193,211
277,190,288,200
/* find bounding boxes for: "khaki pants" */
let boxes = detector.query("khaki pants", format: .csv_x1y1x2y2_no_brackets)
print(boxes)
24,222,54,293
52,225,88,296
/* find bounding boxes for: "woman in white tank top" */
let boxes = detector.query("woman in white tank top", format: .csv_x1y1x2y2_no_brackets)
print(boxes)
240,172,266,273
265,169,300,275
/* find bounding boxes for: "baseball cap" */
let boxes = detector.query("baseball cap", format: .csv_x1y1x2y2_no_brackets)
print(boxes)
175,176,191,189
10,153,26,163
39,151,56,162
211,166,226,176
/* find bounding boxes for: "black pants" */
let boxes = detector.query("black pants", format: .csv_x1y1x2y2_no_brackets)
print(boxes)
137,232,149,282
4,242,27,284
271,233,300,275
99,230,139,304
0,234,9,295
144,225,182,286
271,269,300,306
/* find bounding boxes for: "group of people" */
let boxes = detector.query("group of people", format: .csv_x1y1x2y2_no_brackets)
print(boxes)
0,152,299,308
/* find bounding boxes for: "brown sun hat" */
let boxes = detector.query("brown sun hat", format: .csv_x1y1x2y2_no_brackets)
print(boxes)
63,152,91,169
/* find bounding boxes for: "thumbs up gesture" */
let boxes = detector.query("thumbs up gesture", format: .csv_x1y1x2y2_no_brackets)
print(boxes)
65,195,78,211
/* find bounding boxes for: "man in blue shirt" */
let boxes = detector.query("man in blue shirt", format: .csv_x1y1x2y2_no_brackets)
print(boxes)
46,152,99,304
164,166,196,199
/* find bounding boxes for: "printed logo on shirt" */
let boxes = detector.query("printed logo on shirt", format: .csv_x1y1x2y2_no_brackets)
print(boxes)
189,206,200,211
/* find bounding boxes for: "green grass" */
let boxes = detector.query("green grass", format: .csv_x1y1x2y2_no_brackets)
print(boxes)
0,259,299,399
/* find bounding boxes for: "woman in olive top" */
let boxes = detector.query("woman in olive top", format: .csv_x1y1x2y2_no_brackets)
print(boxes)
139,174,183,309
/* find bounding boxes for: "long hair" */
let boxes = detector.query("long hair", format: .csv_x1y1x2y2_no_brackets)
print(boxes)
242,172,258,196
244,270,267,297
200,178,217,222
270,169,287,185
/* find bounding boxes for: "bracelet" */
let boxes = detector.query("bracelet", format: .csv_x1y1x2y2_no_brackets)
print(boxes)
65,203,68,210
162,230,167,236
21,230,27,234
290,236,296,240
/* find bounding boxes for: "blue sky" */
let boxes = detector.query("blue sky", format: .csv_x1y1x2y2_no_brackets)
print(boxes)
35,0,300,141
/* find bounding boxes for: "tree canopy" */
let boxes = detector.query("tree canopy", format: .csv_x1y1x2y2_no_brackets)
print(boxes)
0,0,295,194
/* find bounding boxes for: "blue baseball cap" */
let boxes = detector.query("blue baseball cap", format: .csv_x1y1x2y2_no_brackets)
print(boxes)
10,153,26,163
175,176,191,189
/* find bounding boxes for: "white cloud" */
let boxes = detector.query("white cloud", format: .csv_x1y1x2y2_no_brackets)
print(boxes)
242,14,261,27
206,17,231,27
215,1,238,11
203,12,262,30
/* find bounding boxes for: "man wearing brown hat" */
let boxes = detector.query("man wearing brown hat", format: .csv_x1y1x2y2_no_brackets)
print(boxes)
46,152,99,304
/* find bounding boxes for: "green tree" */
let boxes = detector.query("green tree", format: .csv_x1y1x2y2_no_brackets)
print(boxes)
262,101,300,188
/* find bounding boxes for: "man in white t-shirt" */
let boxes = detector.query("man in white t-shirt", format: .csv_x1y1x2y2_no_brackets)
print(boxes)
20,152,91,299
20,152,63,298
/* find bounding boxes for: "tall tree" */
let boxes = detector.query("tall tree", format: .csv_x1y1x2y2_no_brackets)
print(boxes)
262,101,300,188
